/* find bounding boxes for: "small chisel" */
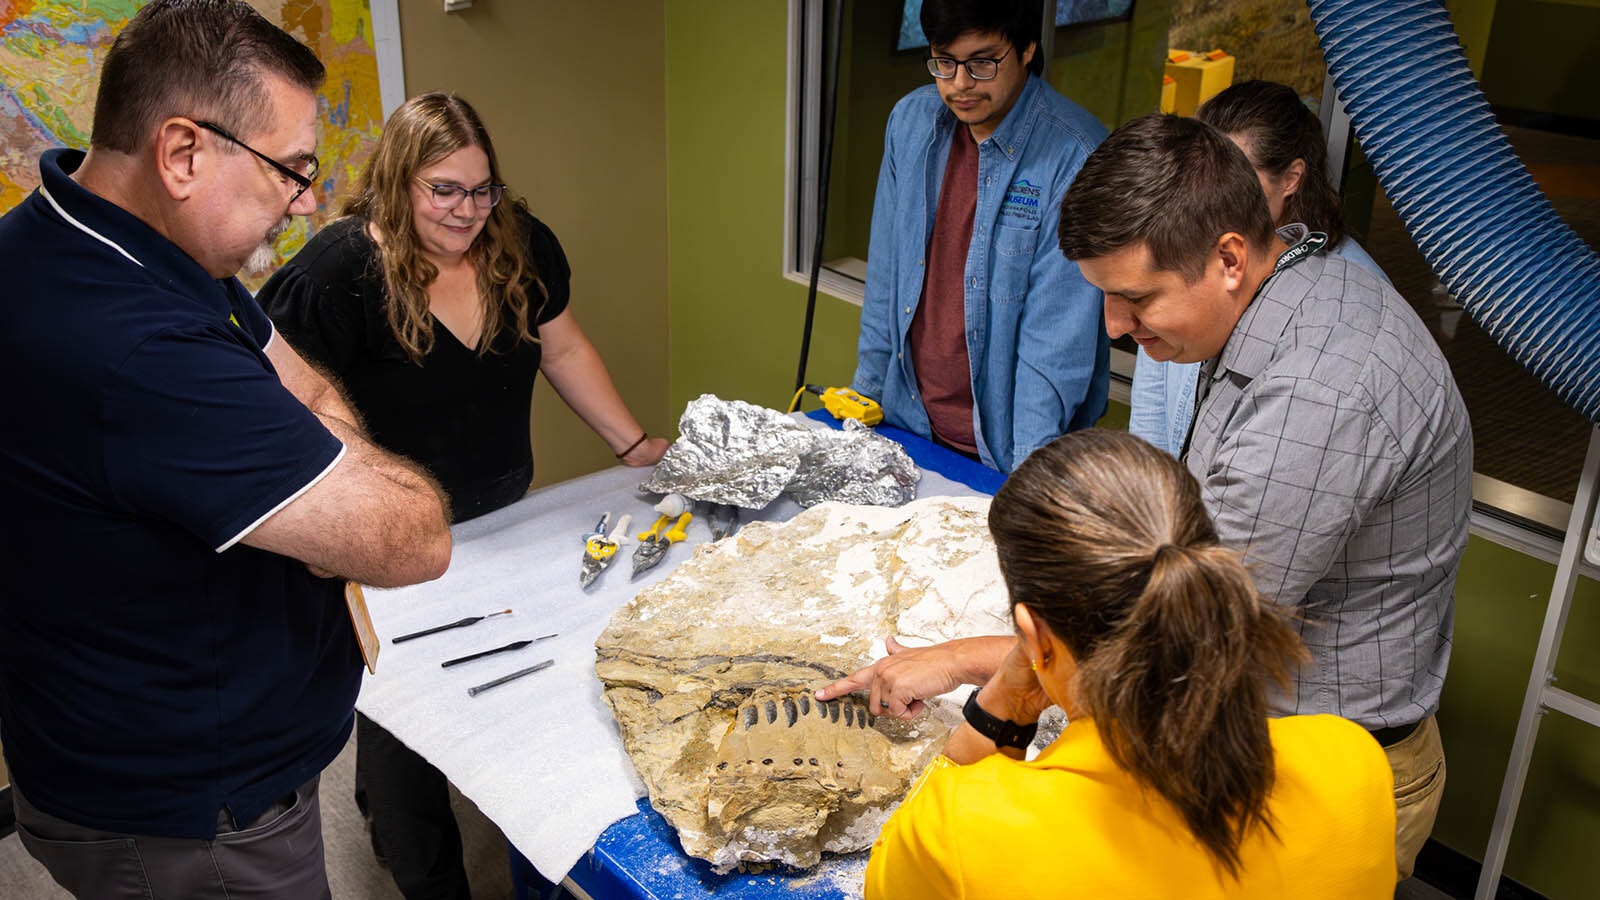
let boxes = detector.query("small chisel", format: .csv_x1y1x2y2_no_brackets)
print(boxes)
466,659,555,697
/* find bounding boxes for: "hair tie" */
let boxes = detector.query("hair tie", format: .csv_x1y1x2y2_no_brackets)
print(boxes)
615,432,649,459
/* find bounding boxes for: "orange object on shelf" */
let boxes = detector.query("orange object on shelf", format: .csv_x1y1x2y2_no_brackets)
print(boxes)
1163,47,1235,117
1160,75,1177,114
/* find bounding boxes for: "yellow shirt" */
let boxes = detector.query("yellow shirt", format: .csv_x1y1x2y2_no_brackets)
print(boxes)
865,715,1395,899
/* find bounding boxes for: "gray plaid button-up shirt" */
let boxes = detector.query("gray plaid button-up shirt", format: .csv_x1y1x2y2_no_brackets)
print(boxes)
1185,252,1473,728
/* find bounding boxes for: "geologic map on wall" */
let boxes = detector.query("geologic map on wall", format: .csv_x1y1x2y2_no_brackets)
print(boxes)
0,0,385,288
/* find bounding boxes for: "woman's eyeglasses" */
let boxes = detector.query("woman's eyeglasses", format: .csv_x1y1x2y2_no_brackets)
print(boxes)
415,179,506,211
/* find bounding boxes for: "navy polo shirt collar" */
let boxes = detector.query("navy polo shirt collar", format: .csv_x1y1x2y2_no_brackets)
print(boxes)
38,148,242,319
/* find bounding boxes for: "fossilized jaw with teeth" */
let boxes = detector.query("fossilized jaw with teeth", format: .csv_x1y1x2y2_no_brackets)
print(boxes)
712,690,895,791
705,688,902,865
594,497,1009,873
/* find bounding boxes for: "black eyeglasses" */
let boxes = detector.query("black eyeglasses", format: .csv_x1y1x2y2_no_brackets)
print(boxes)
414,179,506,211
926,47,1012,81
195,120,318,202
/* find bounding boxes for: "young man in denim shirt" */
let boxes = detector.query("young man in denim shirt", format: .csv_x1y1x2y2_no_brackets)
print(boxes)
851,0,1109,473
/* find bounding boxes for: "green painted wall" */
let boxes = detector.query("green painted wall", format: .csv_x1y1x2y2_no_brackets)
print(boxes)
1436,536,1600,898
1446,0,1500,75
664,4,1600,894
397,0,670,488
665,2,861,414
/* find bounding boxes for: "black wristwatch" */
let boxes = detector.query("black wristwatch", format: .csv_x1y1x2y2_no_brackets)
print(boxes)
962,689,1038,750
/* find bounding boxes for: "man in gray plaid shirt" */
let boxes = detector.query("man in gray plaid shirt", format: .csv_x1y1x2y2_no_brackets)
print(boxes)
819,111,1471,882
1059,112,1472,880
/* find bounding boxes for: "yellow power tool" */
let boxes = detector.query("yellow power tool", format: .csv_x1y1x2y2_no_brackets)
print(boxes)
790,384,883,426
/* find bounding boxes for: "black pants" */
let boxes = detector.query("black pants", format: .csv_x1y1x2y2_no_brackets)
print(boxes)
357,714,561,899
357,713,473,900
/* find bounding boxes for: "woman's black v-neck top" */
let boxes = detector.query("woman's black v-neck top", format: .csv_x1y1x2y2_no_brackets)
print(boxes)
258,213,571,522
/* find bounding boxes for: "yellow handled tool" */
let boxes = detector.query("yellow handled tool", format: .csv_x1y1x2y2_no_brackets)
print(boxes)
579,513,632,589
637,511,692,545
632,511,693,579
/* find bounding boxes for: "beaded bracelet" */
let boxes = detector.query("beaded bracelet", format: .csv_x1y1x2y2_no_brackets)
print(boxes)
615,432,649,459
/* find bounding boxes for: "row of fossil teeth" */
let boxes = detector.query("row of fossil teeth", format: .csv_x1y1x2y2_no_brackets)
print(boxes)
737,694,875,731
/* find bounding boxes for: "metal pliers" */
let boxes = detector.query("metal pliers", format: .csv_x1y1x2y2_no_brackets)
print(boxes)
579,513,632,589
704,502,740,541
630,511,692,579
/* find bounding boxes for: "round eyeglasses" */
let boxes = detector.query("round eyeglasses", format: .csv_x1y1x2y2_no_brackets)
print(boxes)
415,179,506,211
925,47,1013,82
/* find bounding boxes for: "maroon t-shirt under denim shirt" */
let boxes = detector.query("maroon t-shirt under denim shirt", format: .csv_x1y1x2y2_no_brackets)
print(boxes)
910,124,979,453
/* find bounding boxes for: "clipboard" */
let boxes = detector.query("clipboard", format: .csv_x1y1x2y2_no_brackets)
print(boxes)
345,581,379,674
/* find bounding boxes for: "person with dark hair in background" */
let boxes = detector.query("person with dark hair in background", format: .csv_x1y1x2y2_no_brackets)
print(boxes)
851,0,1109,473
258,91,667,900
827,112,1470,883
1130,79,1389,456
865,429,1396,898
0,2,453,898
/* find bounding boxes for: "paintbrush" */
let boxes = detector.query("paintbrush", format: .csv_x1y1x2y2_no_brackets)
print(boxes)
439,633,558,668
392,609,512,644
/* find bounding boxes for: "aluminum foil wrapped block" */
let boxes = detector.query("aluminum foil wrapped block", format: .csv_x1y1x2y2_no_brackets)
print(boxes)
784,419,919,508
642,395,816,508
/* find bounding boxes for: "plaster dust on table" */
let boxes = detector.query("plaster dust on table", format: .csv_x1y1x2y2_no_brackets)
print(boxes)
594,496,1013,873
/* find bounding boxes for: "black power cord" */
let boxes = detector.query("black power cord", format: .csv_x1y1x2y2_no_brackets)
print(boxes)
792,0,846,403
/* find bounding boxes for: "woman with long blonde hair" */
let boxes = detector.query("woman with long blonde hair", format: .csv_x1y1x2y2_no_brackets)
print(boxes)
259,92,667,899
865,430,1396,898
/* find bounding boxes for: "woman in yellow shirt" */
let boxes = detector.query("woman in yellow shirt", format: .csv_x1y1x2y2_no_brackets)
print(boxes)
865,430,1396,898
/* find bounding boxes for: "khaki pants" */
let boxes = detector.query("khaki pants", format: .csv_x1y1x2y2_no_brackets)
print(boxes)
1386,715,1446,881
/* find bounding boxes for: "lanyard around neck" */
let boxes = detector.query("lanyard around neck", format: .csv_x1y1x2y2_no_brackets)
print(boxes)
1178,230,1328,462
1272,230,1328,275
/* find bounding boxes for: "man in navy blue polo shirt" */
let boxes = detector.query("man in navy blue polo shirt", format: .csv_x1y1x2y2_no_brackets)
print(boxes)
0,3,452,897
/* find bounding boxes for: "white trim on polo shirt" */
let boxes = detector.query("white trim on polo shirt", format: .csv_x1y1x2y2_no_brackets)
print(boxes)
38,183,145,268
215,443,348,553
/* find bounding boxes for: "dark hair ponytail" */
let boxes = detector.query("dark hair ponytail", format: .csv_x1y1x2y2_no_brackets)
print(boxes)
1075,542,1303,876
989,430,1307,876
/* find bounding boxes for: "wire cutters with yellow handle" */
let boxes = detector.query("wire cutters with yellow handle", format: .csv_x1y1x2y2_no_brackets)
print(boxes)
579,513,632,589
630,511,692,579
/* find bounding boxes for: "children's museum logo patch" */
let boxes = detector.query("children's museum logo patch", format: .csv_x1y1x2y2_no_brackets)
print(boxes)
1001,179,1042,226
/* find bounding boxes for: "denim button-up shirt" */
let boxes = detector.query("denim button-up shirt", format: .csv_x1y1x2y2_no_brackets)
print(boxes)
852,77,1109,473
